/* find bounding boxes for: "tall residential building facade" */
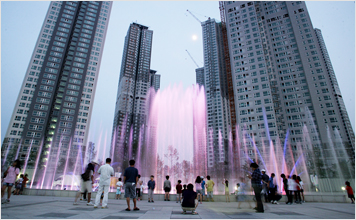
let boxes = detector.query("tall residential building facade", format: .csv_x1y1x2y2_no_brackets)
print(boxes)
195,67,205,87
222,1,354,173
111,23,154,171
201,18,232,168
1,1,112,187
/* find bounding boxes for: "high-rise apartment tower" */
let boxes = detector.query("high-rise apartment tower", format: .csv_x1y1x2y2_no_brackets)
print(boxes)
111,23,155,172
1,1,112,187
201,18,232,169
222,1,354,174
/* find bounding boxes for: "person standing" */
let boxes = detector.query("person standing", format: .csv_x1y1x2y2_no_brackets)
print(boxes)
201,176,206,201
1,159,21,204
124,159,139,211
135,175,143,201
293,175,301,204
261,169,269,202
288,175,297,204
176,180,183,203
223,179,230,203
281,174,291,204
74,163,95,205
206,175,215,202
164,175,171,201
14,174,24,195
94,158,114,208
297,176,305,202
20,173,29,195
147,175,155,203
195,176,203,204
247,163,264,213
268,173,277,204
116,178,123,200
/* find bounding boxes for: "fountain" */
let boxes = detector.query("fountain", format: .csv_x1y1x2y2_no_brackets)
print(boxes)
16,83,352,198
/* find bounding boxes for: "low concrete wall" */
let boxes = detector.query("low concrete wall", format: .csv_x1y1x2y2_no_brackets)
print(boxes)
22,188,348,203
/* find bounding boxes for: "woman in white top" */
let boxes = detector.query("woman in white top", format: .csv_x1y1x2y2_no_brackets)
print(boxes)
195,176,203,204
287,175,297,204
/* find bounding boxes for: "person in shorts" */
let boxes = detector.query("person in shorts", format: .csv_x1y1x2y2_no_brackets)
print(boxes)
164,175,171,201
206,175,215,202
124,159,139,211
73,163,95,205
116,178,123,200
201,176,206,201
1,159,21,204
195,176,203,204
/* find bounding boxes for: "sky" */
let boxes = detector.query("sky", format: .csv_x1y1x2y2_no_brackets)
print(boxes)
1,1,355,159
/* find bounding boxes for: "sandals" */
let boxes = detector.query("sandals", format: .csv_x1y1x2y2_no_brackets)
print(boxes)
134,207,140,211
192,211,198,215
125,208,131,211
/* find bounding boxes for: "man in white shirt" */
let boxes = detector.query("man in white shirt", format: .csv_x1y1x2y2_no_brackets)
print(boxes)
94,158,114,208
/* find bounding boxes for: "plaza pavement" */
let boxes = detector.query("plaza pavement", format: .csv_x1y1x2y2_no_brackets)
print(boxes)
1,194,355,219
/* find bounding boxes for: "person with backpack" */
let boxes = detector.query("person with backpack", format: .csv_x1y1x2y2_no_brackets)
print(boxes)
73,162,95,205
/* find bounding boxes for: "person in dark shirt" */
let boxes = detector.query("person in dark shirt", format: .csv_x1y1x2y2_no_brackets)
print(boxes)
123,160,139,211
181,184,198,214
247,163,264,213
261,169,269,202
182,184,187,194
281,174,291,204
176,180,183,203
147,175,155,203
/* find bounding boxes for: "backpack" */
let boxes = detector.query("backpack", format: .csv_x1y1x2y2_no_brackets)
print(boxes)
81,169,91,181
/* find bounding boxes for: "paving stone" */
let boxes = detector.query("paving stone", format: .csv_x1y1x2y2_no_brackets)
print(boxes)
102,216,139,219
35,213,77,218
270,212,304,215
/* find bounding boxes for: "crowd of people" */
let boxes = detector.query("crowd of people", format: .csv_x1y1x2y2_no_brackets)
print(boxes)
1,158,355,214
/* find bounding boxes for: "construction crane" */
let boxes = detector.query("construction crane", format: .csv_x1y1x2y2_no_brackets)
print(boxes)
185,50,200,68
186,9,201,24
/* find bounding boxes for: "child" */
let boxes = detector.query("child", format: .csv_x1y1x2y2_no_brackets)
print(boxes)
140,184,144,201
147,175,155,203
345,181,354,204
14,174,24,195
116,178,123,200
136,175,143,201
223,179,230,203
176,180,182,203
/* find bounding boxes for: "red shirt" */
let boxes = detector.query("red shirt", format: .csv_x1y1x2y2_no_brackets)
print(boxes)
346,186,353,195
176,184,182,193
296,179,300,191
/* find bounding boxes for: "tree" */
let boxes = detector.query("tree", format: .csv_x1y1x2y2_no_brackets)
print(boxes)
164,145,179,177
181,160,191,183
156,155,164,180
